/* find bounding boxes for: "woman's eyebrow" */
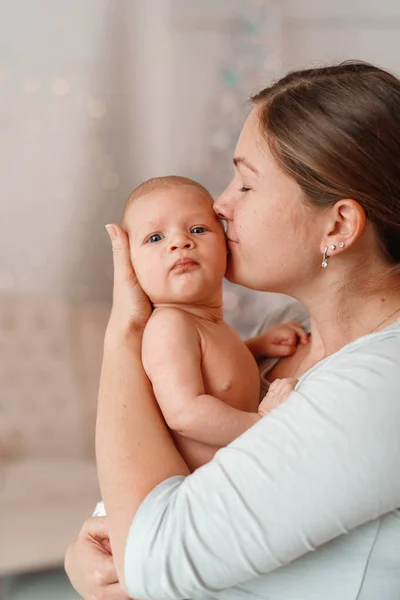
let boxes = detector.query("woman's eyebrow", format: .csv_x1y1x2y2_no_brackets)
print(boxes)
233,156,259,175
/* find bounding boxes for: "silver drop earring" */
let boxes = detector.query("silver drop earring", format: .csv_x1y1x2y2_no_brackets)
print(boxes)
322,241,345,268
321,247,329,268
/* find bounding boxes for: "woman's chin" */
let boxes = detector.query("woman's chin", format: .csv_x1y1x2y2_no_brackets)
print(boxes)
224,259,242,285
225,262,266,291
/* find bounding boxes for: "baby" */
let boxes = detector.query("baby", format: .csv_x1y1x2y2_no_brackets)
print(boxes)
94,176,307,515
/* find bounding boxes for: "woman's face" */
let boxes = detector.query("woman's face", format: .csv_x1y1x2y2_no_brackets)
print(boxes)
214,108,324,293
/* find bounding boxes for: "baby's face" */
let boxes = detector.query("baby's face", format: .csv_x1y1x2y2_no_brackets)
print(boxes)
123,187,227,304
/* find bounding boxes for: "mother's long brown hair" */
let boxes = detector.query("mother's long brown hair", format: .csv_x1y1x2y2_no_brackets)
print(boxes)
252,61,400,265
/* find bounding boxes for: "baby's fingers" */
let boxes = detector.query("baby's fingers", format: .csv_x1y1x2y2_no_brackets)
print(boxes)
269,377,298,394
258,377,299,416
273,343,297,357
283,377,299,389
278,330,297,347
286,321,309,344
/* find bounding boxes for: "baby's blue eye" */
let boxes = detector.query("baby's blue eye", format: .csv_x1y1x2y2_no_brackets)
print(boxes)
191,227,206,234
147,233,163,243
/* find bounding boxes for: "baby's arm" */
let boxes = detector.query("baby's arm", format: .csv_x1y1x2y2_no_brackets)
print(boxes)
142,308,260,448
246,321,309,359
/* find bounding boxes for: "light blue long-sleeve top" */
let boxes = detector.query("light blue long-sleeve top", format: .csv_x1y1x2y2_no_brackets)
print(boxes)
125,300,400,599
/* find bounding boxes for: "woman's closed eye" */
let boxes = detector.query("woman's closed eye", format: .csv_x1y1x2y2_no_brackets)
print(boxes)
239,185,251,193
147,233,164,244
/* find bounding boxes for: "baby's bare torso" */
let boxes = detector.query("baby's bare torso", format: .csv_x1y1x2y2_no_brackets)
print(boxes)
169,314,260,471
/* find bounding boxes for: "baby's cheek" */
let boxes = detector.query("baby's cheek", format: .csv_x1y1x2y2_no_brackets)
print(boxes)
138,271,156,295
131,259,149,287
129,246,138,269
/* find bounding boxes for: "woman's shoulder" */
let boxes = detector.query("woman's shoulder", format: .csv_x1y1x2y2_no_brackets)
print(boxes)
300,319,400,397
332,318,400,361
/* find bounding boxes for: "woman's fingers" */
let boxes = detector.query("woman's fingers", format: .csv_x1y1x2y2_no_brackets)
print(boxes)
105,223,152,333
93,553,119,586
103,582,133,600
106,224,138,290
65,516,132,600
81,516,110,543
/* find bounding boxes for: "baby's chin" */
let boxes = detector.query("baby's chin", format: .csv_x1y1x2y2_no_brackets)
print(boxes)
144,274,224,306
149,293,202,306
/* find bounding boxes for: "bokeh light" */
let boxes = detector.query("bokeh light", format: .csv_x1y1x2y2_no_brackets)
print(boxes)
52,77,70,96
23,76,41,93
86,98,107,119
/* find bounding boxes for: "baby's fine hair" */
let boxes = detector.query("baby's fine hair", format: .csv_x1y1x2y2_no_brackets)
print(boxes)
122,175,213,222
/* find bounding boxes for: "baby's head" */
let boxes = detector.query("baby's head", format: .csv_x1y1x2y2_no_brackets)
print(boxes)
122,176,227,305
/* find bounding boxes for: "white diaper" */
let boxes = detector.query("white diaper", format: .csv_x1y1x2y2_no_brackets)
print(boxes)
92,500,106,517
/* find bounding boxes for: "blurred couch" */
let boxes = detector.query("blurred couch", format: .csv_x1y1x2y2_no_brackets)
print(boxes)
0,294,110,575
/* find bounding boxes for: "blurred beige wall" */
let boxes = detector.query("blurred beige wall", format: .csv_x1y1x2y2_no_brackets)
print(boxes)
0,0,250,303
1,0,400,307
282,0,400,73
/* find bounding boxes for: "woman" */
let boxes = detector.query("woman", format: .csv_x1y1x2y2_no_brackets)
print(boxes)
65,61,400,599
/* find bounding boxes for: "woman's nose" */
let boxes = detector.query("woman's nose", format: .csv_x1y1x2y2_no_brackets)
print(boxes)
213,189,231,220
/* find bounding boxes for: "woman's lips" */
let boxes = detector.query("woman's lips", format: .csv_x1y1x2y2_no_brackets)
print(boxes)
172,257,199,271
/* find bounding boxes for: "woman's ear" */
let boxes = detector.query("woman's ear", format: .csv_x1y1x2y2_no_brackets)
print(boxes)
321,199,366,253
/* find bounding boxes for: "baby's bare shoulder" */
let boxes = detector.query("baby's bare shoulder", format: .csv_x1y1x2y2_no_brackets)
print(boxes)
142,308,202,377
144,308,199,348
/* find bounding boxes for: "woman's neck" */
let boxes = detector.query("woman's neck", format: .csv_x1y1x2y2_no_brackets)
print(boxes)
299,286,400,361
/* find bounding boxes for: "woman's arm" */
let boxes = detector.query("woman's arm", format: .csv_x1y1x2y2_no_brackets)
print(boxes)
122,335,400,599
95,225,190,588
97,225,400,599
96,333,190,580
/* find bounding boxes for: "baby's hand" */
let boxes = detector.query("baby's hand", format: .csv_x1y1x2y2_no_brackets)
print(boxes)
257,321,308,358
258,377,298,416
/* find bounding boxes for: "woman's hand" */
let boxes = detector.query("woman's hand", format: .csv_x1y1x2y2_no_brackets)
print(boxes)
65,516,132,600
105,224,152,339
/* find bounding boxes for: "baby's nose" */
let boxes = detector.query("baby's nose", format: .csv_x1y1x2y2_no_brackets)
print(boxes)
169,235,194,251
